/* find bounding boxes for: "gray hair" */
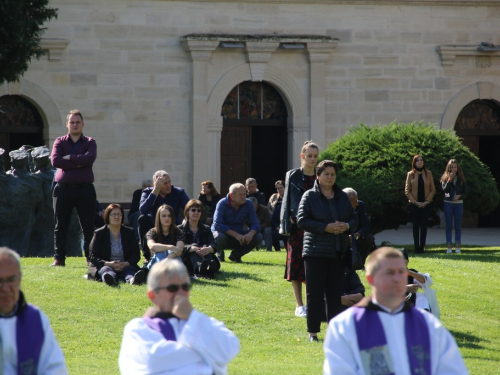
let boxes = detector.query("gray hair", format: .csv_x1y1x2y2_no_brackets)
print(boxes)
153,170,169,180
0,247,21,274
229,183,245,194
142,179,153,188
245,177,257,185
147,259,189,291
248,197,258,205
342,187,358,198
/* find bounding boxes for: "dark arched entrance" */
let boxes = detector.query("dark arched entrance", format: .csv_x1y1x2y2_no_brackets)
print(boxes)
455,99,500,227
220,81,288,198
0,95,44,170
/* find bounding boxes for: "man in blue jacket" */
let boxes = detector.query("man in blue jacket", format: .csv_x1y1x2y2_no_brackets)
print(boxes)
211,183,262,263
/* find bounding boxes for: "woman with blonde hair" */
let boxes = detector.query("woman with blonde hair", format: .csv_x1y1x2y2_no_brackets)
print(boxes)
405,155,436,253
440,159,467,254
280,141,319,318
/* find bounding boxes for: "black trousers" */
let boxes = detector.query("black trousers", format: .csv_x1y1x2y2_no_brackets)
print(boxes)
410,204,429,252
53,183,96,261
138,214,154,260
304,256,344,333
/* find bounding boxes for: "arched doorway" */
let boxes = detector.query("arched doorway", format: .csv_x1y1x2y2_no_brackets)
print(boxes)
220,81,288,198
0,95,44,171
455,99,500,227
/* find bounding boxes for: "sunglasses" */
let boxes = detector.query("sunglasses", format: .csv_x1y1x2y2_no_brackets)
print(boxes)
190,208,202,213
155,283,191,293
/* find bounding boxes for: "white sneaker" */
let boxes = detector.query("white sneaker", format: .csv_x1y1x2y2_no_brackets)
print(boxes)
295,306,307,318
455,248,461,253
446,249,452,254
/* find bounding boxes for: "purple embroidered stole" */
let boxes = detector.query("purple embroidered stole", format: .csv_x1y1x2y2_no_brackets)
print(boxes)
143,317,177,342
353,306,431,375
16,304,44,375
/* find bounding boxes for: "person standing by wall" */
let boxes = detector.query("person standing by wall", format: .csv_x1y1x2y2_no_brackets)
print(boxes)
280,141,319,318
440,159,467,254
405,155,435,254
51,109,97,266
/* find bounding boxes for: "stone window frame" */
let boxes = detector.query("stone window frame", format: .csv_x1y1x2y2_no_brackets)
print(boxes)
181,34,337,192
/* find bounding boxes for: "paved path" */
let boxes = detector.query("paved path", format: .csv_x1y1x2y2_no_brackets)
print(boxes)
375,227,500,247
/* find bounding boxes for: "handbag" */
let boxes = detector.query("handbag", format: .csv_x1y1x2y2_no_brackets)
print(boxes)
349,227,364,271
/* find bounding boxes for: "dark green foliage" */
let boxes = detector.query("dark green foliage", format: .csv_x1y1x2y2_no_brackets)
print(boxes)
0,0,58,84
320,122,500,233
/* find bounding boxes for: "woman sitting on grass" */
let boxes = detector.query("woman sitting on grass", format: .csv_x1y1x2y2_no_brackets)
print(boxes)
178,199,220,278
144,204,184,268
89,203,144,286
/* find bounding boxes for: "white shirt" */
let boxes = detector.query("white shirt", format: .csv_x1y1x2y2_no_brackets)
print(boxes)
0,308,67,375
119,309,240,375
323,305,468,375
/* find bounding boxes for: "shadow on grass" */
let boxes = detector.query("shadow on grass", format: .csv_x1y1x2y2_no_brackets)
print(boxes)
379,246,500,263
450,329,492,351
193,270,265,285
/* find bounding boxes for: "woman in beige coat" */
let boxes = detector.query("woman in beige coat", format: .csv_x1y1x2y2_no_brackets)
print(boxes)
405,155,435,253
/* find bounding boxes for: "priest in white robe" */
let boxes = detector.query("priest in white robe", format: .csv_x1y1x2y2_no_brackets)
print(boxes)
119,259,240,375
323,247,468,375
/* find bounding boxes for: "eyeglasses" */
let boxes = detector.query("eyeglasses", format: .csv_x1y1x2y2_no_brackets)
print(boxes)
155,283,191,293
190,208,202,213
110,213,122,217
0,276,20,288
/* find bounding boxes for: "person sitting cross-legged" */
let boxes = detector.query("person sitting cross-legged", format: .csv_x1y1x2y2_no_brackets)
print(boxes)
89,204,145,286
211,183,262,263
118,259,240,375
178,199,220,279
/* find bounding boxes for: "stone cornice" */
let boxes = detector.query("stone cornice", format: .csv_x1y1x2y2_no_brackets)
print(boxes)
436,45,500,67
182,34,335,44
163,0,500,6
39,38,69,61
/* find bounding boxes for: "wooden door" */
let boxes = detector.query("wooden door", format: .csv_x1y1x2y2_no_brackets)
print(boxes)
220,126,252,196
460,135,479,156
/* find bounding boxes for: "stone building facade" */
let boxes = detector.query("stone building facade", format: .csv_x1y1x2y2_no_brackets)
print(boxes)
1,0,499,212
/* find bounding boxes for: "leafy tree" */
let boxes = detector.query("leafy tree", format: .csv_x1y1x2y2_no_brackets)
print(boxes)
320,122,500,234
0,0,58,85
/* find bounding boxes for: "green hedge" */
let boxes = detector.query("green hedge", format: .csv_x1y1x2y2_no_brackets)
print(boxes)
319,122,499,233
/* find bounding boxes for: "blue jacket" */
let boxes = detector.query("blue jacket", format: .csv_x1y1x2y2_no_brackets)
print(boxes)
211,194,261,235
139,186,190,224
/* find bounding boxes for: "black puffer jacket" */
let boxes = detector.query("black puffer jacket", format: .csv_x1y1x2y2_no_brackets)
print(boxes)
297,181,358,259
280,168,307,235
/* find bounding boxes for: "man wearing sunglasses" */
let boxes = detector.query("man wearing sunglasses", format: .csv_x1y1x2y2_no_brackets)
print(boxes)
119,259,240,375
0,247,67,374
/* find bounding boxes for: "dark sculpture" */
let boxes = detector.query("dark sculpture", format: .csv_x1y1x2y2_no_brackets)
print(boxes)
0,146,83,257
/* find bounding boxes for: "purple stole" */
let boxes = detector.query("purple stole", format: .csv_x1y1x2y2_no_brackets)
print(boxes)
143,317,177,342
353,305,431,375
16,304,45,375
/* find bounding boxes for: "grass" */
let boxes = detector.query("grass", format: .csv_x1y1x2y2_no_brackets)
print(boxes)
21,244,500,374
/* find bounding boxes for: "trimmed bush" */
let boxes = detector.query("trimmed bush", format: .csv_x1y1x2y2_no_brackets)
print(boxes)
319,122,500,233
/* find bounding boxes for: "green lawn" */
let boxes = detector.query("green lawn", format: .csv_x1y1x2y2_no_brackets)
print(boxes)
21,245,500,374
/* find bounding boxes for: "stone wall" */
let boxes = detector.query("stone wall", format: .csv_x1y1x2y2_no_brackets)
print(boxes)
2,0,499,201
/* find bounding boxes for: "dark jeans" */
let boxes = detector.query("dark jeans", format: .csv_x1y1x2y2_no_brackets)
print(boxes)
410,204,429,252
214,232,263,260
304,256,344,333
185,252,221,277
138,214,154,260
271,229,287,251
444,202,463,245
53,183,96,261
98,265,136,283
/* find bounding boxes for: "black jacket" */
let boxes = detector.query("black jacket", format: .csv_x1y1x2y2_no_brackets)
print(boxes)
280,168,308,235
442,179,467,202
355,200,371,238
178,222,218,253
89,225,140,270
297,181,358,259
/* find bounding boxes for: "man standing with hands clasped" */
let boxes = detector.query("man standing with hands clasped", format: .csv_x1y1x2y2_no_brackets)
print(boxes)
51,109,97,266
323,247,468,375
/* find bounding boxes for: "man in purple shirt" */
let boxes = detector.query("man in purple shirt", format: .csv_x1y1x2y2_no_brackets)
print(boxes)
50,109,97,266
211,183,262,263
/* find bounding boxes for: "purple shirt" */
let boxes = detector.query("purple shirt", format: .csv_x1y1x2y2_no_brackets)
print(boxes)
51,133,96,184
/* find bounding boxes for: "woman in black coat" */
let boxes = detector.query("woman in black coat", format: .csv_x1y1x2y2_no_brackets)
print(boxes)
297,160,358,342
178,199,220,279
89,204,143,286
